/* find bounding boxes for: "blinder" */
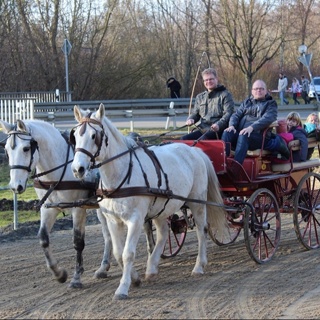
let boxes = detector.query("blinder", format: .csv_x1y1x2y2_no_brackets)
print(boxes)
69,116,108,148
6,130,39,172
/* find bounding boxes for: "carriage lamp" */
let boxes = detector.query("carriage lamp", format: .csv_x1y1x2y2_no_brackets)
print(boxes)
298,44,307,55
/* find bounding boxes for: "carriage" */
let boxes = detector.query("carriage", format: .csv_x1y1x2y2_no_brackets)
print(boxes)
2,105,320,300
162,133,320,264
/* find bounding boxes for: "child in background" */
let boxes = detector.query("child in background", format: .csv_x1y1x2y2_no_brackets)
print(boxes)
304,112,319,136
304,112,320,159
284,112,308,162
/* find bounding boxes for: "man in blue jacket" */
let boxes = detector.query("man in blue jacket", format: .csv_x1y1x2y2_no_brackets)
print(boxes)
222,79,289,164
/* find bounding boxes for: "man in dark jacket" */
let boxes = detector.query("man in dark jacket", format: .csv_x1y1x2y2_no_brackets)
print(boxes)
222,79,289,164
181,68,234,140
166,77,181,98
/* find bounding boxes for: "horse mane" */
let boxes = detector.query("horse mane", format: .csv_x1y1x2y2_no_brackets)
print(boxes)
94,112,137,148
23,119,67,147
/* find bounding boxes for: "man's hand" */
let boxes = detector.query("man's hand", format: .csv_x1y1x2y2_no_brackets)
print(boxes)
224,125,236,133
239,126,253,136
211,123,219,132
186,119,195,126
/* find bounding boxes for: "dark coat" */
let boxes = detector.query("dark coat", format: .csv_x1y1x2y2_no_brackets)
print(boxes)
229,93,277,133
289,125,308,162
188,85,234,133
167,78,181,98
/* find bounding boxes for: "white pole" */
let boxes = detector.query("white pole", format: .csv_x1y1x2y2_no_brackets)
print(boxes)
13,192,18,230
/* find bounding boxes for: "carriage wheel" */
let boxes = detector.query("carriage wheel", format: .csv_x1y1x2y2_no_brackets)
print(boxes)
161,213,189,259
293,172,320,250
243,188,281,264
209,210,242,245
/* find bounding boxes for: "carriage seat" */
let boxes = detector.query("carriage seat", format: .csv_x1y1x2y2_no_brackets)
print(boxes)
271,137,320,172
272,158,320,173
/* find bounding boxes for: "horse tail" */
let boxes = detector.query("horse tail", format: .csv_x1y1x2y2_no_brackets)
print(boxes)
200,152,229,236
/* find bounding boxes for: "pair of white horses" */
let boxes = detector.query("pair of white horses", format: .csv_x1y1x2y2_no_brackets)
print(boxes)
0,104,228,300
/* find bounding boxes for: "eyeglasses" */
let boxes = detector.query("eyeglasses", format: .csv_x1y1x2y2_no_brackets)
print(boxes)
204,78,216,82
252,87,265,91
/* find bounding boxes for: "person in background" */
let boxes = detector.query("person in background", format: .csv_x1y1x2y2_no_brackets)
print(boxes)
278,72,289,105
222,79,289,165
181,68,234,140
304,112,319,135
291,77,300,105
166,77,181,98
304,112,319,159
301,75,310,104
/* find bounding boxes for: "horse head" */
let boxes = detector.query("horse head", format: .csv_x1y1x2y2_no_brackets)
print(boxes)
0,119,39,194
71,104,110,179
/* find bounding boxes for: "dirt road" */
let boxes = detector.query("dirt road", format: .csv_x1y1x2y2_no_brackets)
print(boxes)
1,213,320,319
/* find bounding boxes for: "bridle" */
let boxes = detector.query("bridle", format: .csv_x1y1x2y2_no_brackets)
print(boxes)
70,113,108,168
6,130,39,172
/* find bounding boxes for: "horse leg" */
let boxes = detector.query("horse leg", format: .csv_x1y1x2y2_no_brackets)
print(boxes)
108,217,142,300
143,220,155,256
145,218,169,281
69,207,87,288
38,207,68,284
94,208,112,279
189,205,207,275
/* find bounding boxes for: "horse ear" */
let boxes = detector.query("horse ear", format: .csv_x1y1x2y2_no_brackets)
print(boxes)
96,103,105,120
74,105,82,122
16,119,27,132
0,120,13,134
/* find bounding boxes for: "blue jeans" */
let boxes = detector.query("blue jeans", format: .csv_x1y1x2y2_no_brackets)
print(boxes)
222,130,283,164
279,90,288,105
222,130,265,164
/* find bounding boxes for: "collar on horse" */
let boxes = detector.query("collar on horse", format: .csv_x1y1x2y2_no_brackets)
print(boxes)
71,116,173,217
7,127,79,211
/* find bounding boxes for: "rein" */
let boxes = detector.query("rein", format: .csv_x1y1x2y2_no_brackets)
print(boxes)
7,127,82,211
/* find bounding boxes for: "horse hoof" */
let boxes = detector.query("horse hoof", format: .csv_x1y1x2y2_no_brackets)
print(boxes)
113,294,128,301
145,273,157,282
57,269,68,283
68,281,83,289
132,278,141,287
94,271,108,279
191,271,204,277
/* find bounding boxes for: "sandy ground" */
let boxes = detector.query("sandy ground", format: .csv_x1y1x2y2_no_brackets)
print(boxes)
1,213,320,320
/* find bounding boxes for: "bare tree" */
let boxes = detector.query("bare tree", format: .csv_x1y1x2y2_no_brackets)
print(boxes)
202,0,283,96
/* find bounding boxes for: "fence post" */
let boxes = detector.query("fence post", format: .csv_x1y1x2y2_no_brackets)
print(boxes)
165,101,176,129
125,110,134,131
13,192,18,230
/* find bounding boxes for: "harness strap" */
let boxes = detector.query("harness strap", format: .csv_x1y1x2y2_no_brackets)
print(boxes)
34,180,96,190
95,186,226,208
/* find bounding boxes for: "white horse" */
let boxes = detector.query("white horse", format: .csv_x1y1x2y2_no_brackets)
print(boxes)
71,104,228,300
0,119,112,288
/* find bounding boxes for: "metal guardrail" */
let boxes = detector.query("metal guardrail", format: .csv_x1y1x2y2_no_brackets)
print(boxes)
32,98,319,125
33,98,194,120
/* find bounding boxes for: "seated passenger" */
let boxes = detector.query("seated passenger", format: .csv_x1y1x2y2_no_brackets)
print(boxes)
304,112,319,137
304,112,319,159
280,112,308,162
181,68,234,140
221,79,289,165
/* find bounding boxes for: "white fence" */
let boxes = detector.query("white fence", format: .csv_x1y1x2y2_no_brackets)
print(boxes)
0,99,34,123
